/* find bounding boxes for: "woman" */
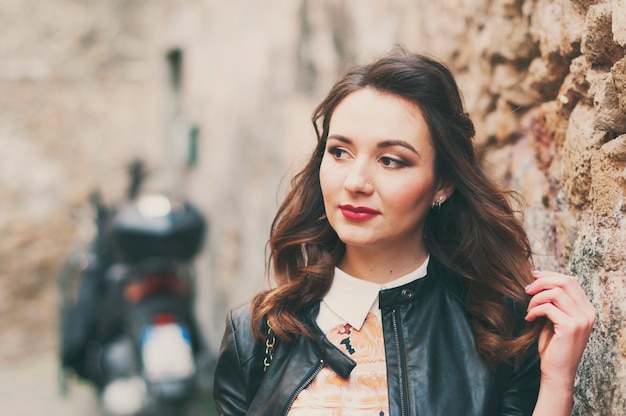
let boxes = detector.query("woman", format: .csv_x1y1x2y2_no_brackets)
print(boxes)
213,50,596,415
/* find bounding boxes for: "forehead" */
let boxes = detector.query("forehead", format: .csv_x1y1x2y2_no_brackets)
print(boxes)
328,88,433,148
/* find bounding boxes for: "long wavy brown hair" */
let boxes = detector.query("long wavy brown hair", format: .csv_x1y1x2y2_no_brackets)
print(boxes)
251,49,541,366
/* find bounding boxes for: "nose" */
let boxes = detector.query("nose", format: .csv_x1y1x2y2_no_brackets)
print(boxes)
343,161,374,194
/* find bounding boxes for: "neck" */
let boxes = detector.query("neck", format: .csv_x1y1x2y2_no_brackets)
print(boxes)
339,245,429,284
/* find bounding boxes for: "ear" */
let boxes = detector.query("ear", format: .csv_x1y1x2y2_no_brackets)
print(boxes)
435,180,456,203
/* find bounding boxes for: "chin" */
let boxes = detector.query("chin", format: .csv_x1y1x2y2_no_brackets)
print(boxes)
336,235,380,248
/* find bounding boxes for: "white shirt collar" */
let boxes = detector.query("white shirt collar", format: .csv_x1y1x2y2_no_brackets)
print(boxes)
317,256,429,333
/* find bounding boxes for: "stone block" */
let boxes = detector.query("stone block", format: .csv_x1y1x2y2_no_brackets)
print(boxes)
610,57,626,113
487,14,540,63
592,73,626,133
561,0,587,57
562,104,605,207
524,55,569,103
529,102,561,169
613,0,626,46
482,144,514,186
582,3,625,65
556,73,583,117
483,98,522,144
509,135,550,207
590,134,626,217
492,62,540,107
554,208,580,266
602,133,626,162
531,0,563,59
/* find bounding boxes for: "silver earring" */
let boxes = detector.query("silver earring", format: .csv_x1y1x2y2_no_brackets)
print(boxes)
432,195,445,210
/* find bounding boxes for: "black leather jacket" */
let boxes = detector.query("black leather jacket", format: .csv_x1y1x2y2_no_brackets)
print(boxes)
213,259,540,415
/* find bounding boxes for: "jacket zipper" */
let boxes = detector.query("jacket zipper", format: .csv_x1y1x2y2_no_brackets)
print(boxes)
281,358,325,416
392,309,409,416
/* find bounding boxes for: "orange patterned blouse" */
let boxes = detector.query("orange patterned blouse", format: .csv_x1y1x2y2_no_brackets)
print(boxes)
288,258,429,416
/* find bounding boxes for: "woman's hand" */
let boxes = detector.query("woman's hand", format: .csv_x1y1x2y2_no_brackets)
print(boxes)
525,270,596,415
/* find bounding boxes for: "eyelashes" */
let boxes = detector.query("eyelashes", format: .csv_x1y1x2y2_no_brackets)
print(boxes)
326,146,411,169
379,156,408,168
327,146,349,160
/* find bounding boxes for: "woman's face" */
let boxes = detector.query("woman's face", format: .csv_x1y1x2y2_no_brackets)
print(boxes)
319,88,448,261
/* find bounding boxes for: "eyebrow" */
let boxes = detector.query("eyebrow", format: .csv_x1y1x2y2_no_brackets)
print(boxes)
327,134,420,155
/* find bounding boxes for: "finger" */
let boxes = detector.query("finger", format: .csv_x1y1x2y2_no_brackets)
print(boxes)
526,301,596,336
525,302,579,329
525,302,569,324
527,271,597,321
526,273,590,308
529,271,578,289
527,287,579,317
526,284,597,326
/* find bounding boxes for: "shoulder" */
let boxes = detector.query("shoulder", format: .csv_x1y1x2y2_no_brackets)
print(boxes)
227,303,254,331
219,303,262,369
430,259,527,330
428,257,466,304
214,304,266,413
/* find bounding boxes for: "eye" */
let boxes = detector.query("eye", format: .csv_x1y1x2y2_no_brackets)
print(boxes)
327,146,350,160
379,156,408,168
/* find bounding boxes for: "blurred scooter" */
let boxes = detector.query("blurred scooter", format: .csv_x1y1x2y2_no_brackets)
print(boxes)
59,160,207,416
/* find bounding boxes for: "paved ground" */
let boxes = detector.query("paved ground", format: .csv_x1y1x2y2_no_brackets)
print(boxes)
0,350,102,416
0,349,217,416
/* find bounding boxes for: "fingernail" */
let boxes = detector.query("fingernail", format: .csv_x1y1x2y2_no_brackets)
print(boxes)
525,284,532,292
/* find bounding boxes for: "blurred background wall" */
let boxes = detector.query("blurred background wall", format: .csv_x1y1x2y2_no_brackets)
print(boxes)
0,0,625,414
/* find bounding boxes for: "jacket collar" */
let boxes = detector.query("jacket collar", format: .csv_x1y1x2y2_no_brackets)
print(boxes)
299,302,356,379
379,255,465,308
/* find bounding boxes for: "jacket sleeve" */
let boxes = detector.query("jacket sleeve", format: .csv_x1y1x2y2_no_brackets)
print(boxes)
497,343,541,415
497,300,541,415
213,308,251,416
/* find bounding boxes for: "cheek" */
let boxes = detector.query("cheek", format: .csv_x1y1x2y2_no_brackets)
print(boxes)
319,156,340,191
319,160,333,203
385,181,436,213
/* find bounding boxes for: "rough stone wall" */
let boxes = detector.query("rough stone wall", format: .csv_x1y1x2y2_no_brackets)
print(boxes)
1,0,624,414
444,2,626,413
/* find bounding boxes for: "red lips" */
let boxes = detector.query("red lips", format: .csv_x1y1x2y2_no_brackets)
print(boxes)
339,204,380,220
